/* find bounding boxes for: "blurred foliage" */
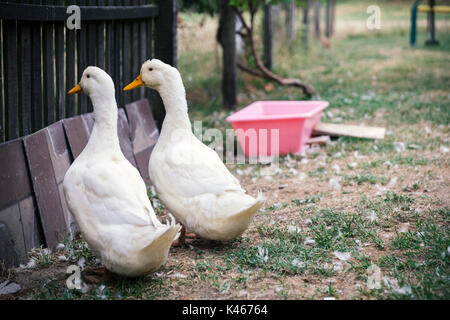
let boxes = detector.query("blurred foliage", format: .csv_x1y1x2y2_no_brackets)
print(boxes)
180,0,221,15
180,0,314,16
228,0,311,11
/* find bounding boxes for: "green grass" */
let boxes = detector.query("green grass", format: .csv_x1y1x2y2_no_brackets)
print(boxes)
6,0,448,301
385,216,450,299
344,174,388,185
34,274,170,300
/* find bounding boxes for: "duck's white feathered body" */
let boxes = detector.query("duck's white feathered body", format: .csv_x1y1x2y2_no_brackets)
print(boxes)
63,67,179,277
144,60,264,241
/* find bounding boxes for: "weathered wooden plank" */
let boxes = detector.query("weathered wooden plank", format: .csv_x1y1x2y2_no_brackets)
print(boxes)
118,108,138,168
63,110,139,172
66,14,77,117
0,140,32,207
139,0,147,100
0,3,159,21
105,2,114,78
19,21,33,136
3,20,19,140
313,122,386,140
97,0,106,69
46,121,78,236
145,14,153,102
123,0,132,105
77,0,88,114
114,0,123,106
43,20,56,126
23,127,68,249
86,0,97,74
82,112,95,133
55,0,66,120
19,196,43,254
125,99,159,183
0,223,21,270
0,205,26,264
131,20,140,102
62,115,91,160
0,139,39,266
46,122,73,185
30,0,43,132
0,20,3,142
153,0,177,129
58,183,77,237
154,0,177,67
306,135,330,145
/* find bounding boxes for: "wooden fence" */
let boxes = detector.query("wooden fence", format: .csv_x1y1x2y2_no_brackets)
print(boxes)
0,0,177,270
0,0,177,143
0,99,159,269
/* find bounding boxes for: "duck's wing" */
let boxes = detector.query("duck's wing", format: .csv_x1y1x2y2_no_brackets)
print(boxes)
79,159,159,227
154,137,244,198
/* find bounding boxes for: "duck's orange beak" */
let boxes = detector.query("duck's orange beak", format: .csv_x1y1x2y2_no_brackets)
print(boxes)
68,83,82,94
124,74,144,91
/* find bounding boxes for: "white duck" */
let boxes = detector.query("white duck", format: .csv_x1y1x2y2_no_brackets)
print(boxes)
64,66,180,277
124,59,264,244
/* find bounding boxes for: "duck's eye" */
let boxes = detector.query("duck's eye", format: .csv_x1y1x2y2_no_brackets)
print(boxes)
149,68,153,71
86,74,90,78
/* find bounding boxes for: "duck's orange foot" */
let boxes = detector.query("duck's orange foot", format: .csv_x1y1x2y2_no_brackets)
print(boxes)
172,225,197,247
85,266,114,283
172,237,195,247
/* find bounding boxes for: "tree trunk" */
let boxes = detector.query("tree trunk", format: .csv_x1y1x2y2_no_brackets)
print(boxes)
325,0,332,38
330,0,336,36
234,5,317,97
263,4,273,70
285,1,296,42
313,0,320,39
219,0,237,108
302,0,310,45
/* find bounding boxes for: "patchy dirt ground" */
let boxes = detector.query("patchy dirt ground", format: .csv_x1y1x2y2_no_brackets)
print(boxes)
1,1,449,300
1,122,448,300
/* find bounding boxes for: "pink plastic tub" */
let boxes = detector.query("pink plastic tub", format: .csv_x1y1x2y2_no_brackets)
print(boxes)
226,100,329,157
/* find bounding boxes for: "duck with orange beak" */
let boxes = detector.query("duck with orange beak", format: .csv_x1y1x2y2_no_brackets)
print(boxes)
124,59,264,246
63,66,180,277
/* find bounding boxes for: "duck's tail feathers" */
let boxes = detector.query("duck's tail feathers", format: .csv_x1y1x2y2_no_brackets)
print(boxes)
232,191,265,221
143,220,180,253
164,213,181,242
251,191,266,214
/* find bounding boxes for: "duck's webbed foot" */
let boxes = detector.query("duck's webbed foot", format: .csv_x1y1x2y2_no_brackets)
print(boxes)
85,266,114,283
172,225,197,247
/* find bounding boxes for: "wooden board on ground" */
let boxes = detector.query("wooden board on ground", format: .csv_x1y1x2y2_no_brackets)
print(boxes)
63,111,138,169
117,108,138,168
125,99,159,184
312,122,385,140
23,123,71,248
0,99,156,268
306,135,330,145
0,139,44,268
62,115,91,160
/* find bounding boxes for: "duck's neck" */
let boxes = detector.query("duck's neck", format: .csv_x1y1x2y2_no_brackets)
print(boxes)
85,94,120,153
157,81,192,136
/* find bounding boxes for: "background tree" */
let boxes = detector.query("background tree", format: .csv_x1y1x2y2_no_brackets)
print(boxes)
229,0,317,96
